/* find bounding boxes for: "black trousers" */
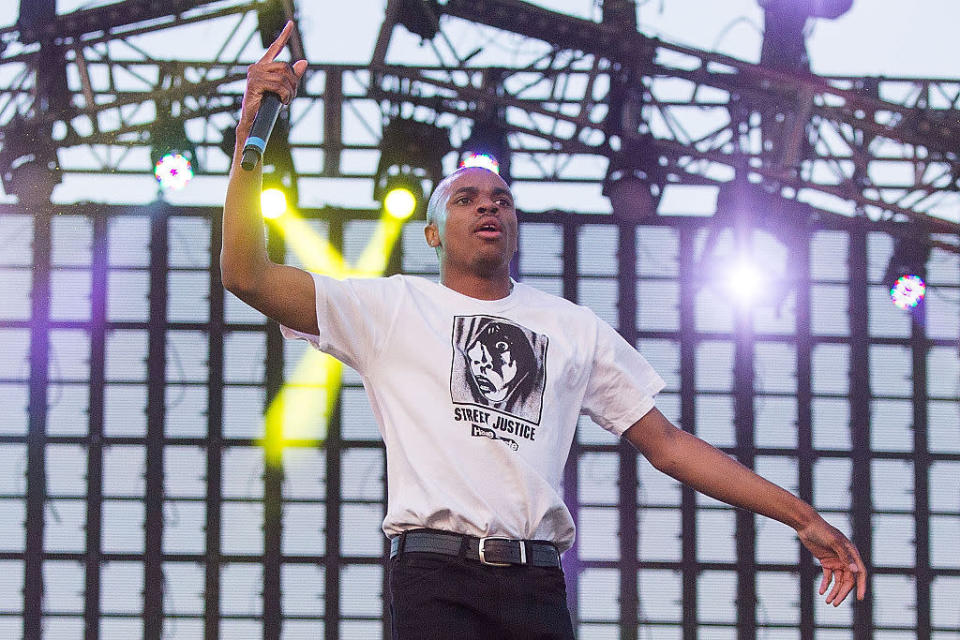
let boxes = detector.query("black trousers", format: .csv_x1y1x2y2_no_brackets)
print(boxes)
388,551,576,640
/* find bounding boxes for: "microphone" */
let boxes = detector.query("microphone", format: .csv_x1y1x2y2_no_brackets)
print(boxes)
240,91,282,171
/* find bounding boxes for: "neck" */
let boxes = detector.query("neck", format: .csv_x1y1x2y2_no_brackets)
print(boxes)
440,267,512,300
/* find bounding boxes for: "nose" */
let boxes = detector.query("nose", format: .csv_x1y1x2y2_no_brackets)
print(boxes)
476,195,499,214
472,347,492,370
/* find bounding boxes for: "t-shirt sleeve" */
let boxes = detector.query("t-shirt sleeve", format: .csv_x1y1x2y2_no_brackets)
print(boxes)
279,273,403,372
580,316,666,437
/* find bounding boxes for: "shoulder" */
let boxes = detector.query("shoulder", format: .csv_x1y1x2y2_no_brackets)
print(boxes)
514,282,597,320
389,273,443,298
311,273,416,309
352,273,448,306
392,273,435,289
334,273,417,292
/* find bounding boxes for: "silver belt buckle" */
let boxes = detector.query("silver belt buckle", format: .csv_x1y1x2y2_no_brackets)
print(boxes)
478,536,526,567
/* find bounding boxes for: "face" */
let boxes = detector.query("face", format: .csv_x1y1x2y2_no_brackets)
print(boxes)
425,167,518,278
467,324,518,402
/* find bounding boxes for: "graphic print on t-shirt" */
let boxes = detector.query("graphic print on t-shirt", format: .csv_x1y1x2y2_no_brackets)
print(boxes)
450,315,548,450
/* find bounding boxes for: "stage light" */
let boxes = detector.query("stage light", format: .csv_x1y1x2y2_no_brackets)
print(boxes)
261,187,288,219
383,186,418,221
397,0,441,40
150,117,198,193
257,117,298,220
602,135,664,222
0,120,62,207
890,275,926,311
153,152,193,191
1,154,61,207
722,257,768,307
460,152,500,174
460,120,510,181
378,168,424,221
374,117,450,218
883,235,931,312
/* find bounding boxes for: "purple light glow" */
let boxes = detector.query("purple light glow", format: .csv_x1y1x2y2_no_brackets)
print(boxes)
889,274,926,310
154,153,194,191
459,152,500,174
724,259,766,305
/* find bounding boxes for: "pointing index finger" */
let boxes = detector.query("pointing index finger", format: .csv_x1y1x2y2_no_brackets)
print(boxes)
258,20,293,63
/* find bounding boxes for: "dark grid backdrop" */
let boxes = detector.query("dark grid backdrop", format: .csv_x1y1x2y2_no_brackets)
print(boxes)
0,203,958,640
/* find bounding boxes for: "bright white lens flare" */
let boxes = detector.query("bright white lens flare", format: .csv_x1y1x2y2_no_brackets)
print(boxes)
459,152,500,174
724,259,766,305
383,187,417,220
154,153,193,191
890,274,926,310
261,188,288,219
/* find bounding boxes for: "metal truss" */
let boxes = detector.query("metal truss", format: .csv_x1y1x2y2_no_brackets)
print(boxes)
369,0,960,244
1,0,959,251
0,0,293,190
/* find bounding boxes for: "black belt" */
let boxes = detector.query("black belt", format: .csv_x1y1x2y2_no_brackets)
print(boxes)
390,530,561,568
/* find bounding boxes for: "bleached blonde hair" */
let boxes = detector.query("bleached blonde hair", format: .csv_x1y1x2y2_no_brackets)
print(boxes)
426,166,470,226
425,166,510,259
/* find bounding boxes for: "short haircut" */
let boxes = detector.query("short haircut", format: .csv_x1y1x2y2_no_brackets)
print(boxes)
425,165,504,226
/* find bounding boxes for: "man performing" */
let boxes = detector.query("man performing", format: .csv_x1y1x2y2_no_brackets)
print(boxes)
222,22,867,640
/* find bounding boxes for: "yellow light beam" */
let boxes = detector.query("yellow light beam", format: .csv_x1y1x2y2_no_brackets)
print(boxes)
262,349,343,467
260,210,404,465
351,216,403,277
272,210,348,277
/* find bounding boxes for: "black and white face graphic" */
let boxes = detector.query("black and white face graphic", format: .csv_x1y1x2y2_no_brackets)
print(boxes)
451,315,547,424
467,322,526,402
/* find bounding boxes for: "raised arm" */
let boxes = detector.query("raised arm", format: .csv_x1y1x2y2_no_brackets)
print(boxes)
221,21,318,335
624,407,867,606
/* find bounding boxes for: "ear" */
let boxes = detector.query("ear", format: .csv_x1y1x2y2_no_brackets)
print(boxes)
424,222,440,248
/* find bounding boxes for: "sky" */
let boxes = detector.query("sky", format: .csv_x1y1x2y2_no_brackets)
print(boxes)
2,0,958,78
294,0,959,77
0,0,957,212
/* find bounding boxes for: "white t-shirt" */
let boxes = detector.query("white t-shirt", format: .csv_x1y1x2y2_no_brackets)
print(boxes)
282,274,664,551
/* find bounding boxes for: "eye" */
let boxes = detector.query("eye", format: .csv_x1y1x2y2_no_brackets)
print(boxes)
454,196,471,205
496,197,513,207
495,341,509,353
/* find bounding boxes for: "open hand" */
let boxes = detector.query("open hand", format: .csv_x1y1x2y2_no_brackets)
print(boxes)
797,516,867,606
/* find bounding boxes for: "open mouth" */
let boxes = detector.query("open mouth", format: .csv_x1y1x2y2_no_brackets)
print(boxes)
475,375,496,393
475,219,502,238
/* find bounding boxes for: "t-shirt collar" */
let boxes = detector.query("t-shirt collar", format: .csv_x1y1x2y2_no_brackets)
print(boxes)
437,277,520,310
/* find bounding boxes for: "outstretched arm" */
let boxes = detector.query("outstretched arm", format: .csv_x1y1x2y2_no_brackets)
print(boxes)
221,21,318,334
624,407,867,606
